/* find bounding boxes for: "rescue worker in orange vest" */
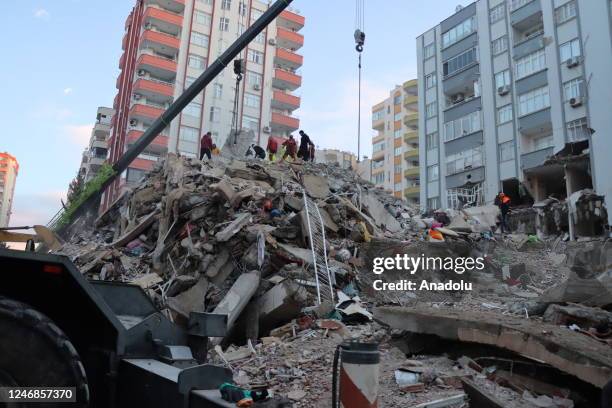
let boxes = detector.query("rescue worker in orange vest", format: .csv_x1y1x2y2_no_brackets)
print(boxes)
494,192,511,233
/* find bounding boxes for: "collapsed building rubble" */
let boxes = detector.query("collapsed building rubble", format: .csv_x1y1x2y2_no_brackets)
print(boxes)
56,153,612,407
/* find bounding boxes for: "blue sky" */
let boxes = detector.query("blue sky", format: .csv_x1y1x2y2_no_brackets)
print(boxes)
1,0,470,227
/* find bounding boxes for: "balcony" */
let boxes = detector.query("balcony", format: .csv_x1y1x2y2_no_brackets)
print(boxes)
272,69,302,91
89,156,106,167
140,29,180,57
93,122,111,139
511,0,542,30
119,53,126,69
271,91,301,112
133,78,174,103
404,167,419,179
403,94,418,108
404,112,418,127
404,131,418,143
521,146,554,170
129,103,165,125
144,6,183,36
403,79,418,91
274,48,303,70
113,94,119,109
127,130,168,154
270,112,299,132
91,139,107,150
130,158,156,172
144,0,185,14
276,27,304,51
372,151,385,161
404,185,420,197
277,10,305,31
136,53,177,81
116,73,123,90
404,149,419,160
122,32,128,50
518,108,551,136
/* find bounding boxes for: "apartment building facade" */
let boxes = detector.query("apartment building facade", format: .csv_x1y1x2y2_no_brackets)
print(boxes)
0,153,19,228
371,80,420,205
79,107,115,183
316,148,357,170
104,0,304,209
417,0,612,220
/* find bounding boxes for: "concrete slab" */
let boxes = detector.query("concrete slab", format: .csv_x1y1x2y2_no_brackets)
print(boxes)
362,193,401,233
215,213,252,242
167,278,209,318
303,175,330,199
213,271,261,330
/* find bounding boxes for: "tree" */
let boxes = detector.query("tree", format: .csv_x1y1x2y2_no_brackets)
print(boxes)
67,173,85,205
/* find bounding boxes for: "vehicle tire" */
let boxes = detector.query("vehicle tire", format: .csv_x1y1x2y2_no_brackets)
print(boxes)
0,297,89,407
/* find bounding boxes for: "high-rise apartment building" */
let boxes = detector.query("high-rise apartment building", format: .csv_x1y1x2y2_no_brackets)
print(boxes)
417,0,612,222
79,107,114,183
371,80,420,205
104,0,304,208
0,153,19,228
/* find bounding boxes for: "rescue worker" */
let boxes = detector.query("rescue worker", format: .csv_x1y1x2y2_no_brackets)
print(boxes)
200,132,213,160
281,135,298,162
246,144,266,159
297,130,314,162
494,191,511,233
266,137,278,162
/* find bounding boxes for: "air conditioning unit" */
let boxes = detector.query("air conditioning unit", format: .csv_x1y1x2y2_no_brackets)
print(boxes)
129,119,138,126
144,22,152,29
137,70,147,77
497,85,510,96
133,94,142,100
569,97,583,107
452,93,465,104
566,57,581,68
263,126,271,133
268,39,277,46
253,84,261,91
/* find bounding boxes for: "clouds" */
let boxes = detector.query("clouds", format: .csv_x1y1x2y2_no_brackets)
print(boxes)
63,124,93,148
33,8,49,20
63,87,73,95
9,191,66,228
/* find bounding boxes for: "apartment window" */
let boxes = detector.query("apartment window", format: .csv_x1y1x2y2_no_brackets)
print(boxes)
495,69,511,88
426,102,437,119
185,76,197,89
446,146,484,175
251,9,263,22
244,93,260,109
515,49,546,79
188,54,206,70
394,164,402,174
559,38,581,62
424,43,435,59
492,36,508,55
499,141,515,162
425,73,437,89
442,16,475,48
243,115,259,132
518,86,550,116
197,0,213,4
248,49,264,64
490,3,506,23
497,104,513,124
239,1,247,15
555,1,576,24
426,132,439,150
184,101,202,118
238,24,245,36
394,129,402,139
511,0,532,10
373,141,385,153
443,111,481,142
427,165,439,182
443,47,477,77
427,197,440,210
179,126,199,154
190,32,209,48
393,95,402,105
373,173,385,184
127,168,146,184
221,0,231,10
394,147,402,156
213,83,223,99
219,17,229,31
209,107,221,122
372,160,384,169
195,11,212,26
246,71,262,87
566,117,589,142
372,109,384,121
254,31,266,44
533,134,553,150
563,78,584,101
393,112,402,121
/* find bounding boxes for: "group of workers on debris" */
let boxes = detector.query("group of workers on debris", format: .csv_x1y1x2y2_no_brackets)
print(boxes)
199,129,316,163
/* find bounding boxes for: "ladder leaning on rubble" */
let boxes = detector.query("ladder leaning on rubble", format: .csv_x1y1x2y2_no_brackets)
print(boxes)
302,189,335,305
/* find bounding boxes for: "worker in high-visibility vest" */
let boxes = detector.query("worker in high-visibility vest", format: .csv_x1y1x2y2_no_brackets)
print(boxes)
494,192,511,233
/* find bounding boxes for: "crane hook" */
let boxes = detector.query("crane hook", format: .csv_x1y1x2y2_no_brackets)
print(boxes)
354,29,365,53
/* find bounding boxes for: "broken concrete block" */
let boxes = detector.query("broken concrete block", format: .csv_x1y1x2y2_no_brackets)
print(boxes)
362,193,401,233
130,273,163,289
213,270,261,331
215,212,252,242
258,280,308,333
212,180,237,203
277,243,314,264
303,175,330,199
205,249,230,278
167,277,209,318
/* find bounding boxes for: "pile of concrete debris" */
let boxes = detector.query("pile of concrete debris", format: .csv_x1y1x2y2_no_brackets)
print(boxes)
56,154,612,407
